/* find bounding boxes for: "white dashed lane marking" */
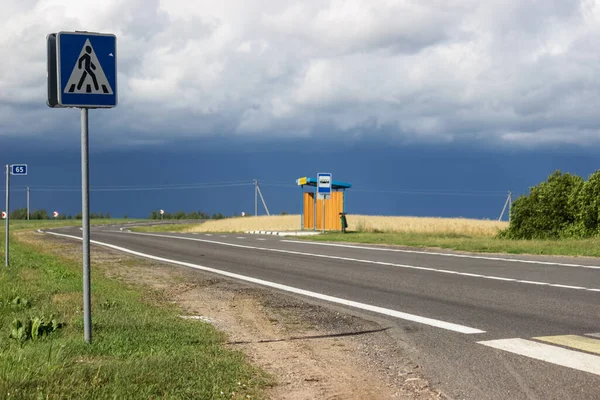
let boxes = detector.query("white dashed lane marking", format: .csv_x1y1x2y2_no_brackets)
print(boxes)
281,240,600,270
121,232,600,293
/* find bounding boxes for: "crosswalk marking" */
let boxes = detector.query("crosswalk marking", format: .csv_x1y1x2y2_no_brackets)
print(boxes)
478,338,600,376
587,333,600,339
534,335,600,355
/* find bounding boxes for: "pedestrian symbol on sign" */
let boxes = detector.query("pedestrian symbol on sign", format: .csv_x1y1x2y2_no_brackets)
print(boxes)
63,39,113,95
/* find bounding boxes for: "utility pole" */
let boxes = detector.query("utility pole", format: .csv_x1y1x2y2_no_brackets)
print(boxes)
254,179,270,216
498,191,512,222
27,186,30,220
254,179,258,217
508,191,512,222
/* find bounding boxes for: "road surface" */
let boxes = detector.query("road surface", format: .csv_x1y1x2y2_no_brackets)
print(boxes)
43,225,600,399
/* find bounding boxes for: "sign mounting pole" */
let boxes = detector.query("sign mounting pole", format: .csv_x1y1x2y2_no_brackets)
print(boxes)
322,197,325,233
317,173,332,232
4,164,27,266
48,31,117,343
5,165,9,267
81,108,92,343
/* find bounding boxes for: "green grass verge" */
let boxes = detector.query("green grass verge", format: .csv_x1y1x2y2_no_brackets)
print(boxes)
301,231,600,257
0,230,268,399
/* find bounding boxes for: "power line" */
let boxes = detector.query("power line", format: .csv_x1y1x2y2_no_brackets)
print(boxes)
260,182,508,197
12,179,253,190
4,182,253,193
351,188,507,197
5,178,511,198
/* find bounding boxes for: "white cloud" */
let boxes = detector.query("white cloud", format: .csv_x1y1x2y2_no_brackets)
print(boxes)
1,0,600,147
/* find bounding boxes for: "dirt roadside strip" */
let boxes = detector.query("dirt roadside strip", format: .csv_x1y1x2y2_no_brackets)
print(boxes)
20,231,445,400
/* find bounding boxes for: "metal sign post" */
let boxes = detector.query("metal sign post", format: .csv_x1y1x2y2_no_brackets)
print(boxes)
5,165,9,267
48,30,117,344
317,173,332,232
81,108,91,343
4,164,28,266
322,197,326,233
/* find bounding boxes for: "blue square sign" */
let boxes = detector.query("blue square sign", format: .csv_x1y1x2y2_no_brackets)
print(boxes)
56,32,117,108
317,173,332,195
10,165,27,175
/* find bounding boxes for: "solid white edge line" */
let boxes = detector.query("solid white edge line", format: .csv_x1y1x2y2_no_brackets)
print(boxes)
43,230,485,335
123,231,600,293
477,338,600,376
281,240,600,270
516,280,548,286
549,284,585,290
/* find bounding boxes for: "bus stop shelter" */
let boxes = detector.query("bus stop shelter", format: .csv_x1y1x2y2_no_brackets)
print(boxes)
296,177,352,231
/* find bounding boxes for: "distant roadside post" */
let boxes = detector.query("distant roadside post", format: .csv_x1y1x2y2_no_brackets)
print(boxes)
47,31,118,343
5,164,28,266
317,173,332,232
160,209,164,221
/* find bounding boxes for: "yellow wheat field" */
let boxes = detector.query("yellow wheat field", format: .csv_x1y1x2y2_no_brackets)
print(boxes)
184,215,507,237
349,215,507,236
184,215,301,233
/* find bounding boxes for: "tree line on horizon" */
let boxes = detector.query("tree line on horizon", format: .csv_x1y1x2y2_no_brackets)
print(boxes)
148,210,229,220
501,170,600,239
147,210,289,220
7,208,112,220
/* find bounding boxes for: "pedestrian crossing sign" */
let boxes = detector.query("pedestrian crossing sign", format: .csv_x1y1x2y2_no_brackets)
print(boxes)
55,31,117,108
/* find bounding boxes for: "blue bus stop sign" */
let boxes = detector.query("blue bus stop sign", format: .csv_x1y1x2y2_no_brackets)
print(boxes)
317,173,332,197
10,165,27,176
56,32,117,108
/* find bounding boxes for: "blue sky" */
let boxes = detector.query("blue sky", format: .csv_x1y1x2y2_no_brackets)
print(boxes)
2,1,600,219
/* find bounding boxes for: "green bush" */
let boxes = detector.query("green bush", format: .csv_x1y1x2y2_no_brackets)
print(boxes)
501,170,600,239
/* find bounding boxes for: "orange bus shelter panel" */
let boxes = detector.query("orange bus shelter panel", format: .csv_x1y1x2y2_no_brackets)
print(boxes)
303,191,343,230
303,192,315,229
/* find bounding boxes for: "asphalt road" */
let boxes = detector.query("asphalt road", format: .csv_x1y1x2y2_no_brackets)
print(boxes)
43,225,600,400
